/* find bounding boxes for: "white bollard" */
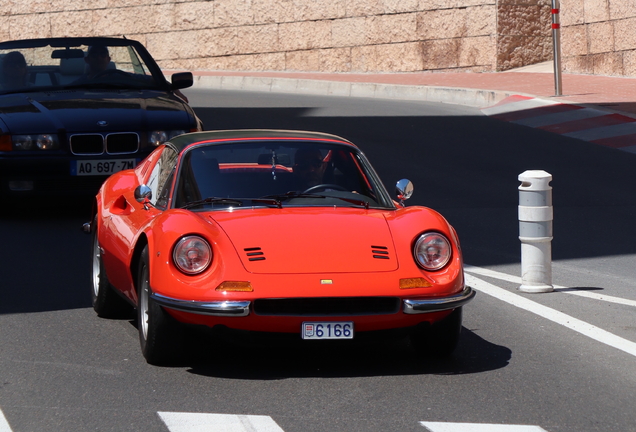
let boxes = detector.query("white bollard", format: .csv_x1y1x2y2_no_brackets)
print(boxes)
518,170,554,293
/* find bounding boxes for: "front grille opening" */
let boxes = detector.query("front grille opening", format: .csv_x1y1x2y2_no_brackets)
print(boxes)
70,134,104,155
106,133,139,154
253,297,400,316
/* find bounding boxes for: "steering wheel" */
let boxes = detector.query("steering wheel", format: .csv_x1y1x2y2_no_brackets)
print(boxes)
302,184,348,194
92,69,129,79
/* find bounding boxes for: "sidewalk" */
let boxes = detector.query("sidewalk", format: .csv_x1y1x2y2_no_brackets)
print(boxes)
188,62,636,152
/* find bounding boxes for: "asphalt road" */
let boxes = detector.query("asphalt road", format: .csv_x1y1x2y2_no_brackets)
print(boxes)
0,88,635,432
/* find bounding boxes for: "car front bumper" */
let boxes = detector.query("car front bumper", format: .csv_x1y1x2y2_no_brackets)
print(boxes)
151,286,475,317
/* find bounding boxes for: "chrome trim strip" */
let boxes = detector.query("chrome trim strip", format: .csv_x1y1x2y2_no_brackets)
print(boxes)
151,293,251,317
403,286,475,314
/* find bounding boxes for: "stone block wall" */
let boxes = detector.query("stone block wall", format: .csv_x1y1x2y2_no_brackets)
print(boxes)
1,0,631,77
560,0,636,76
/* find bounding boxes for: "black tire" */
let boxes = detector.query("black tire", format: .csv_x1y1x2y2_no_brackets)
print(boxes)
91,217,131,318
137,245,181,365
410,307,463,357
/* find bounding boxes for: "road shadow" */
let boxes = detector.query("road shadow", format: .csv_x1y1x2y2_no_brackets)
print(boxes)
0,196,93,314
177,326,511,378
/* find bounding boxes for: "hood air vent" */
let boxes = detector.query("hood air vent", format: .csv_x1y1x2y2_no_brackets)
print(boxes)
244,247,265,261
371,245,390,260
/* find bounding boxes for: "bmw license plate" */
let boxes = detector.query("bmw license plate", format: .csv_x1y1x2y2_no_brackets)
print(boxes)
72,159,136,176
302,322,354,340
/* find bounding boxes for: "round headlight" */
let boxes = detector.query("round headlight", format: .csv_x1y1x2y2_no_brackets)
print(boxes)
413,232,451,271
149,131,168,146
173,236,212,275
36,134,58,150
13,135,34,151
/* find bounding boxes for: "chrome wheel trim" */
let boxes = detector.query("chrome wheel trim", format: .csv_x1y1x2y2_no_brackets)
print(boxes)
92,237,101,298
139,265,150,341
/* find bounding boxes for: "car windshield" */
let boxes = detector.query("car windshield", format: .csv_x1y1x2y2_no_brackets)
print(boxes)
173,140,396,210
0,39,163,94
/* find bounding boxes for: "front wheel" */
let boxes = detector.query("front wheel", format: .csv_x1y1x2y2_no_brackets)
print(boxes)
91,217,131,318
410,307,463,357
137,245,181,365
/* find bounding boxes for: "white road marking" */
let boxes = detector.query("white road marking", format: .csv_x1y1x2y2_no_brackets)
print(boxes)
421,421,548,432
464,265,636,308
157,412,285,432
512,107,607,128
0,409,13,432
464,272,636,357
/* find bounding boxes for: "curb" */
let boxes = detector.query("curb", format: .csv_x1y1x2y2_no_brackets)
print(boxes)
190,73,525,108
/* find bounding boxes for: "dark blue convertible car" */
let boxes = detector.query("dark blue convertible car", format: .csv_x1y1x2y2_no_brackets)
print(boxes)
0,37,202,197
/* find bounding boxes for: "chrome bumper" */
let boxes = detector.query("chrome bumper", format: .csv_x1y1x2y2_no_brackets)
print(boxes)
152,286,475,318
403,286,475,314
151,293,251,317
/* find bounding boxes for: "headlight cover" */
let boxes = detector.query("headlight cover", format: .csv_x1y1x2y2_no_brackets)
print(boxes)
13,134,60,151
173,236,212,275
149,130,187,146
413,232,452,271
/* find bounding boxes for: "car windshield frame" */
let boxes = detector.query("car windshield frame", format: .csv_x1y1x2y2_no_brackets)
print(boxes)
0,37,170,95
169,139,397,211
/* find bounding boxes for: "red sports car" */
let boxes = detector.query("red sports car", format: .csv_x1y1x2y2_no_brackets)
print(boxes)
86,129,475,364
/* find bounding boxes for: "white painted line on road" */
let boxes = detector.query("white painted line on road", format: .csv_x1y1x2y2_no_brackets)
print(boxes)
421,421,548,432
0,409,13,432
157,412,284,432
465,265,636,308
465,272,636,357
512,107,607,128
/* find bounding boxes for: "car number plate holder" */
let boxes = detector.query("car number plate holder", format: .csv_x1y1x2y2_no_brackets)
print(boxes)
71,159,137,176
302,322,354,340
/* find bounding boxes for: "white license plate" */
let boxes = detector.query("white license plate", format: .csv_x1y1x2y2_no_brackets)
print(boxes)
302,322,354,340
72,159,136,176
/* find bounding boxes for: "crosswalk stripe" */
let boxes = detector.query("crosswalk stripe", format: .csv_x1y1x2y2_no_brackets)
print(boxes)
420,422,548,432
0,409,13,432
157,412,285,432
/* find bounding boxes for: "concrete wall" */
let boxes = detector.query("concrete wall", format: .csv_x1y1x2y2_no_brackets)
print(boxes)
0,0,632,77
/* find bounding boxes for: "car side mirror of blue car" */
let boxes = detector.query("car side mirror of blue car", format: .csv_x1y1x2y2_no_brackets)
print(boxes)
171,72,193,90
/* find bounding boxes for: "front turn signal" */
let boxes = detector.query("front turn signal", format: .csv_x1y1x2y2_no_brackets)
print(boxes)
216,281,253,292
399,277,433,289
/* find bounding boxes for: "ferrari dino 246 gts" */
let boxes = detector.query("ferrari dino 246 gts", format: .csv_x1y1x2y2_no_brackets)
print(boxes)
86,129,475,364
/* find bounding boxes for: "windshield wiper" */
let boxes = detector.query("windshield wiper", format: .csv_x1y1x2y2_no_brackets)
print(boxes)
180,197,243,209
259,192,369,209
260,191,327,201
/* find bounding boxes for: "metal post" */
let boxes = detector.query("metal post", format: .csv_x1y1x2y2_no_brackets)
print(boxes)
551,0,563,96
518,170,553,293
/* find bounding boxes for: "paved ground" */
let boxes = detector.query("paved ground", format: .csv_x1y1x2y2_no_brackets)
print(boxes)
183,61,636,151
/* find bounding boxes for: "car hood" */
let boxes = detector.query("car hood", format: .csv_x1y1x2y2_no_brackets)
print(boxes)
210,209,399,274
0,90,190,134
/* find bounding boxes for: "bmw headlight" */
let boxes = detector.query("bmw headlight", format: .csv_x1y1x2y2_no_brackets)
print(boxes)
13,134,59,151
149,130,187,146
413,232,451,271
173,235,212,275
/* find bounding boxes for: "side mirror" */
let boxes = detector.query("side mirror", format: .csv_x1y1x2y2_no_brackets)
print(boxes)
171,72,193,90
134,184,153,210
396,179,413,206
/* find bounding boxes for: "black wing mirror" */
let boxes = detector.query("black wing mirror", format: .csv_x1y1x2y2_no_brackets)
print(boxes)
171,72,193,90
